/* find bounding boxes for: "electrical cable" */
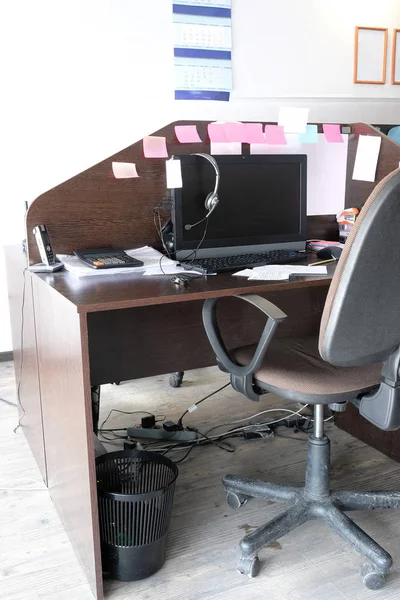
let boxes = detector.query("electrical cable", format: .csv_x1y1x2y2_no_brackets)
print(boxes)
204,405,311,436
99,409,158,431
178,381,230,427
0,397,18,407
153,202,207,283
13,268,28,433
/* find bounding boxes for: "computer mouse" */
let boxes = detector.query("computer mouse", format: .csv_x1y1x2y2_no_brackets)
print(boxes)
171,274,190,286
316,246,343,260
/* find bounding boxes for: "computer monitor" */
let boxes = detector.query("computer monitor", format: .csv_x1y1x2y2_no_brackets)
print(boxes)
172,154,307,261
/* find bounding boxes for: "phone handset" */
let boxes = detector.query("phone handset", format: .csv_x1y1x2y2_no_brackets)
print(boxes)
33,224,55,265
30,225,63,272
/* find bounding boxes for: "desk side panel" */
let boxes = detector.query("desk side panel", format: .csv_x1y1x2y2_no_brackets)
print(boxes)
32,276,103,599
336,404,400,462
4,246,47,484
88,287,327,385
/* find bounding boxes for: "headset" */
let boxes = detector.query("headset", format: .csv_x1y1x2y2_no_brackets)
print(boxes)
184,153,220,231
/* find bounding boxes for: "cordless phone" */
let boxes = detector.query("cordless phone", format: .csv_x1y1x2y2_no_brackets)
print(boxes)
33,225,56,265
30,225,63,272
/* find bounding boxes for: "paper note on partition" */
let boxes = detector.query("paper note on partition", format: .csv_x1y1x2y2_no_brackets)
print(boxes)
210,141,242,155
264,125,286,145
208,122,228,142
352,135,382,182
388,126,400,144
166,158,183,188
112,162,139,179
143,136,168,158
175,125,202,143
323,124,343,143
278,107,309,134
250,134,348,216
300,124,318,144
224,122,245,142
243,123,265,143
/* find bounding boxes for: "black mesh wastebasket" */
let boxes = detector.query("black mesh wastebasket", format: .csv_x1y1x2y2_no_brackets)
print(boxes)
96,450,178,581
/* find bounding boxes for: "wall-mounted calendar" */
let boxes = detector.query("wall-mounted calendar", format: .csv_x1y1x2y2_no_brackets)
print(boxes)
173,0,232,101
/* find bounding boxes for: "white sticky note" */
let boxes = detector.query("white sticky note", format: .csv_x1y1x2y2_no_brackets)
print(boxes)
248,271,290,281
210,141,242,155
352,135,382,183
166,158,183,189
278,107,309,134
112,162,139,179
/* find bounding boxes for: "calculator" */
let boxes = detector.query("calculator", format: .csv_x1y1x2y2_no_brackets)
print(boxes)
74,247,144,269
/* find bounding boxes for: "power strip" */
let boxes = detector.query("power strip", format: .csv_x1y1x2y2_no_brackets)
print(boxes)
126,426,198,442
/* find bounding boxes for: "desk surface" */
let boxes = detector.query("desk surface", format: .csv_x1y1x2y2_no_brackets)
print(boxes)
32,256,335,313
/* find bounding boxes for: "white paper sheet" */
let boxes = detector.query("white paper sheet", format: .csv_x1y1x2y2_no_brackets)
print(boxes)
251,134,348,216
166,158,183,189
248,272,290,281
210,141,242,155
253,265,327,275
234,264,327,281
278,107,309,134
352,135,382,182
232,269,254,277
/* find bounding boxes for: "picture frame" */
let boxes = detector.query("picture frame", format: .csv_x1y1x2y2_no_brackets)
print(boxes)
392,29,400,85
354,26,388,84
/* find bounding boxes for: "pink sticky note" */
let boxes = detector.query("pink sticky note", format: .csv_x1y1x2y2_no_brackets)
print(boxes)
264,125,287,145
224,122,245,142
207,123,228,143
143,136,169,158
323,124,344,143
112,162,139,179
175,125,202,144
243,123,265,143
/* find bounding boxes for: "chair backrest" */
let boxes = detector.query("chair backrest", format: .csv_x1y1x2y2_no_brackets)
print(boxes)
319,168,400,367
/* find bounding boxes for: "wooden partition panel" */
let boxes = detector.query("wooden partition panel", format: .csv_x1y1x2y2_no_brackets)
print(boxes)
4,246,47,483
26,120,361,265
33,276,103,599
345,123,400,209
88,286,328,386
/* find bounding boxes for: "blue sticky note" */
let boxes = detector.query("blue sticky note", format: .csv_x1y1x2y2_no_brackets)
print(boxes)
388,126,400,144
300,124,318,144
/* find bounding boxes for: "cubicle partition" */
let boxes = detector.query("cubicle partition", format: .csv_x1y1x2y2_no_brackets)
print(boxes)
26,120,399,265
6,120,400,600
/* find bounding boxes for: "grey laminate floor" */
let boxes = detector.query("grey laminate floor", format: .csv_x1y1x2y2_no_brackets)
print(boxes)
2,360,400,600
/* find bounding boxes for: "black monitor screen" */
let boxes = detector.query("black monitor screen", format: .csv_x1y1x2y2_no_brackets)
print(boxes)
173,154,307,253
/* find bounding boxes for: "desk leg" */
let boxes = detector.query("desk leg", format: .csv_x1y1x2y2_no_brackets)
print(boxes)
32,277,103,599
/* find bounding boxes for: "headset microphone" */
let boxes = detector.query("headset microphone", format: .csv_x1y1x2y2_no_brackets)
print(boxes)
184,153,220,231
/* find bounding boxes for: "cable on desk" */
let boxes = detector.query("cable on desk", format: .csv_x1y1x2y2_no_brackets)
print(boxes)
14,267,28,433
153,199,210,283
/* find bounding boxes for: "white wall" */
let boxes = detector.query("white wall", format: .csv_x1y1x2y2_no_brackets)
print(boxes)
1,0,399,351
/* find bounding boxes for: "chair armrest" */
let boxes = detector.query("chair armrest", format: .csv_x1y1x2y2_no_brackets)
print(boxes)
202,294,287,377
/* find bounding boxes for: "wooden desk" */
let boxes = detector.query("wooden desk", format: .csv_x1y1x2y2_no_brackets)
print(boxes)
6,244,332,599
6,119,400,599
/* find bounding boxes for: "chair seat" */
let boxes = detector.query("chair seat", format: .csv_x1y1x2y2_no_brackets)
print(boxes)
232,336,382,396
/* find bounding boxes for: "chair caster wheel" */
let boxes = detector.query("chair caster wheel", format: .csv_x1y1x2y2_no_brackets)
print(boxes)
226,492,248,509
360,563,386,590
169,372,184,388
236,555,260,578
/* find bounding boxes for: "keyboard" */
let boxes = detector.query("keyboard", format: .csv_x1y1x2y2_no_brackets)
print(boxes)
180,249,306,274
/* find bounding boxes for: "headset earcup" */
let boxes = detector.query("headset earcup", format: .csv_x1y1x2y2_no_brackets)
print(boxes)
205,193,219,212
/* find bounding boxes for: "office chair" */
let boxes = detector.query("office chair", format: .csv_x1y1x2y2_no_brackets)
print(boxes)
202,169,400,590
